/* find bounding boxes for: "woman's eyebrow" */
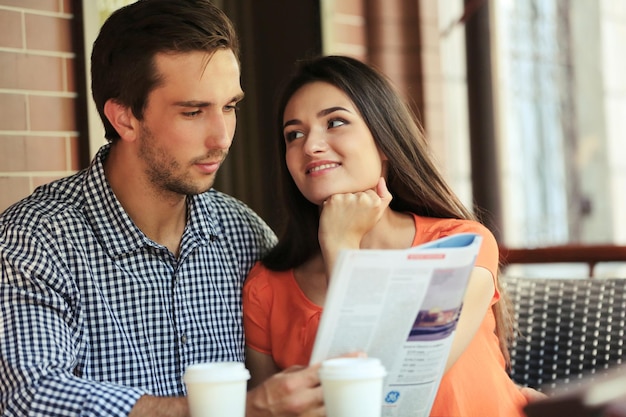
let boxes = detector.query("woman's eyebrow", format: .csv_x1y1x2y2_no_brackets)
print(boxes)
283,119,301,129
283,106,352,130
317,106,350,117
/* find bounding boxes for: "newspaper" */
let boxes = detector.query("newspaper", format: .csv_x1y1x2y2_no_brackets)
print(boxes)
309,233,482,417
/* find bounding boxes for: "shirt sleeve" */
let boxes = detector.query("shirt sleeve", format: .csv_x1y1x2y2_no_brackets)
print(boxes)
0,224,146,417
242,263,273,355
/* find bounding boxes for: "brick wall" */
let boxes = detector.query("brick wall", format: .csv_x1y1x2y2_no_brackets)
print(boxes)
321,0,367,61
0,0,80,213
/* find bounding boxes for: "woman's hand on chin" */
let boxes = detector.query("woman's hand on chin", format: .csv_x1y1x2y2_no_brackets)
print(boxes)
318,177,392,252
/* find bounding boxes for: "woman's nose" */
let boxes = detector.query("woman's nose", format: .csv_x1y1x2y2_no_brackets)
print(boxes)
302,129,328,155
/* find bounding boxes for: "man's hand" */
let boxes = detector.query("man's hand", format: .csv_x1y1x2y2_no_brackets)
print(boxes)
246,364,325,417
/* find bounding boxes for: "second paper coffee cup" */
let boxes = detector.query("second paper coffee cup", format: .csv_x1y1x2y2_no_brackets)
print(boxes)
183,361,250,417
319,357,387,417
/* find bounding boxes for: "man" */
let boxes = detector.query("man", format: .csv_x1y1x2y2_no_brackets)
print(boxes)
0,1,323,416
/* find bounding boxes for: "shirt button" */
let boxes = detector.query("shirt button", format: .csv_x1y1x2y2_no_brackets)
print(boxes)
181,335,188,344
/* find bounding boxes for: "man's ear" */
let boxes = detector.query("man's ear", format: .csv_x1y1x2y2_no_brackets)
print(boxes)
103,99,137,141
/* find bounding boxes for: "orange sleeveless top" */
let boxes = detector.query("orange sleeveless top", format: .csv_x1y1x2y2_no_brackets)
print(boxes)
243,214,527,416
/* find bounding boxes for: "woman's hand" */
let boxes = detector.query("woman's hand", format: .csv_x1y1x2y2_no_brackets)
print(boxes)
519,386,548,402
318,178,392,274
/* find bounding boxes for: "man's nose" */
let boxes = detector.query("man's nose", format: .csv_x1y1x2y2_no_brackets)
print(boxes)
205,111,233,149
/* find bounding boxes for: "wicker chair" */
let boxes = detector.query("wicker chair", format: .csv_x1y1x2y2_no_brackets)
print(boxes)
502,276,626,392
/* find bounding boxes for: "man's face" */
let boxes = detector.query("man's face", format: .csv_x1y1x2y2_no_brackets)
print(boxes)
135,49,243,196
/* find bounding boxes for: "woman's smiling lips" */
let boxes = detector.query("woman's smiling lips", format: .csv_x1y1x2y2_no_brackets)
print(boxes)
305,161,341,175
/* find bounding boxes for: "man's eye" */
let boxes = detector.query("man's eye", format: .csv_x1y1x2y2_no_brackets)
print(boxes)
285,131,304,142
183,110,201,117
224,104,240,112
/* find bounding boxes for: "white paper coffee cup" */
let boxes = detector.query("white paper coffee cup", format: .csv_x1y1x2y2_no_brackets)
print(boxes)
183,361,250,417
319,357,387,417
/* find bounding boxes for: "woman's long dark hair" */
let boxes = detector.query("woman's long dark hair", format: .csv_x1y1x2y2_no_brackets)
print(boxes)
262,55,513,364
264,55,472,270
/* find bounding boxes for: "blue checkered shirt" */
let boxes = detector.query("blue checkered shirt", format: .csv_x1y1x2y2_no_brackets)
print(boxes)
0,145,277,416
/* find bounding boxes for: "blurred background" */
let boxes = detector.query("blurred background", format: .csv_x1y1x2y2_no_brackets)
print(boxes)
1,0,625,275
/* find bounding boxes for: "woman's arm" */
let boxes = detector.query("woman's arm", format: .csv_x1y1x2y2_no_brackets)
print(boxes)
246,346,281,389
444,266,495,371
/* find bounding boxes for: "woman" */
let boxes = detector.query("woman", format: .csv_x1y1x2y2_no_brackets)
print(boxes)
243,55,528,416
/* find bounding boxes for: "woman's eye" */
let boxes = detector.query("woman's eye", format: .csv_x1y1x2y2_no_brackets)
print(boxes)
285,131,304,142
328,119,346,129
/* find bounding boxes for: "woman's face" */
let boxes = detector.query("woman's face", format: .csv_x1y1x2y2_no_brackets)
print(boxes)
282,81,386,205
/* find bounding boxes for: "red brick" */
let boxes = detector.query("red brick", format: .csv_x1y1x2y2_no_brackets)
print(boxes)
333,23,366,45
0,52,65,92
25,136,68,171
25,14,72,53
0,0,61,13
367,21,421,49
0,93,28,131
68,135,81,170
29,95,76,132
62,0,73,14
334,0,364,15
0,176,31,214
0,136,27,172
0,136,71,172
65,57,76,92
0,9,23,49
32,175,65,188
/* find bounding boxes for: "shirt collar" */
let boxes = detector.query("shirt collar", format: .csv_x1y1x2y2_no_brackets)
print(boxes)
82,144,149,257
81,144,219,258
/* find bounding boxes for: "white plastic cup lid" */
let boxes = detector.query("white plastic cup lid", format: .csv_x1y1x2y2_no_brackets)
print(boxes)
319,357,387,380
183,361,251,383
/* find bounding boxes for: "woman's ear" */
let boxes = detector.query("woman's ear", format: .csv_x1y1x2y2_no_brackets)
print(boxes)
380,159,389,178
103,99,137,142
377,147,388,162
